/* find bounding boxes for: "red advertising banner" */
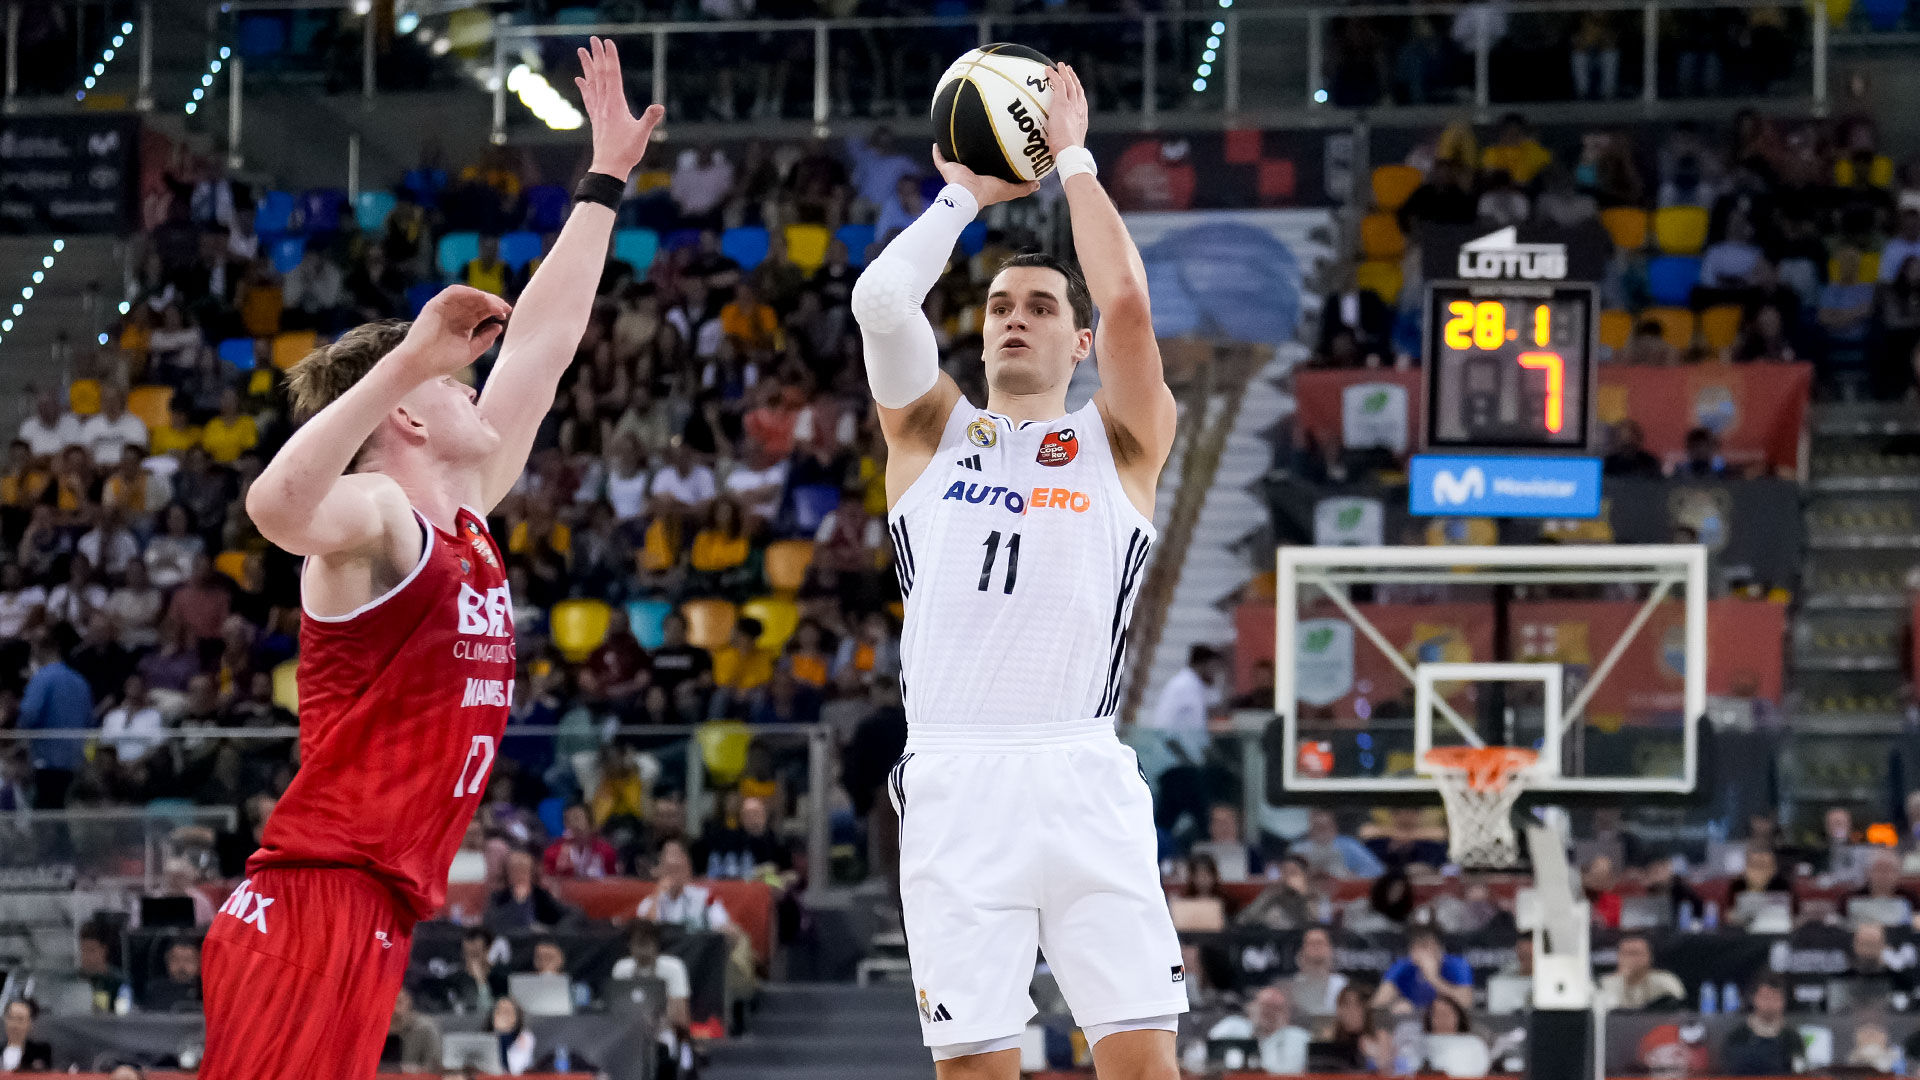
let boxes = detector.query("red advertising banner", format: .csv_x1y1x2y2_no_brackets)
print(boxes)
1237,595,1785,710
1292,364,1812,473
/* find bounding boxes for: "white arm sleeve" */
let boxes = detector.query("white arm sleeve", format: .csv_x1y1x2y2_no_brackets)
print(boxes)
851,183,979,408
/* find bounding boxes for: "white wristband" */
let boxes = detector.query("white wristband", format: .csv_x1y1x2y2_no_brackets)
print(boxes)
1054,145,1097,182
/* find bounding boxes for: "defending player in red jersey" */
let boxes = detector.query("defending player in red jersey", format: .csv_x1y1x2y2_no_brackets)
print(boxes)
199,39,661,1080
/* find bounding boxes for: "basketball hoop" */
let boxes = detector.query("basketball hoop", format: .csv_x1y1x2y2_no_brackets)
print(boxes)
1422,746,1540,869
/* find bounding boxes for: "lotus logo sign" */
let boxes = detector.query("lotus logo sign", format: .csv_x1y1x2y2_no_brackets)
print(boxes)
1430,467,1486,506
1409,455,1601,518
1457,226,1567,280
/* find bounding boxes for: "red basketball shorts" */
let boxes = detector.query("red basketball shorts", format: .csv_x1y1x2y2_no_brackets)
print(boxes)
200,866,414,1080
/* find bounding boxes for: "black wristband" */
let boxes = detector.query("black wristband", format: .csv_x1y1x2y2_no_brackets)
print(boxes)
574,171,625,210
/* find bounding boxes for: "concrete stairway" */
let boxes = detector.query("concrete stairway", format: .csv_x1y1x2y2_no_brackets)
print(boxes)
703,983,932,1080
0,234,124,431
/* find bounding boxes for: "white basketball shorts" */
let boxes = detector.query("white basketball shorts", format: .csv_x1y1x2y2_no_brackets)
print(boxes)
890,717,1189,1050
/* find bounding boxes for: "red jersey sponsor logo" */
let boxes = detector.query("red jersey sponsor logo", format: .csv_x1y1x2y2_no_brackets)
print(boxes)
1028,487,1092,513
1036,428,1078,467
460,678,509,708
217,878,274,934
464,520,497,568
456,583,512,637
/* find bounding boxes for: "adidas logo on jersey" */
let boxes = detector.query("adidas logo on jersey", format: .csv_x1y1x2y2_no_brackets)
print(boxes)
460,678,509,708
456,583,512,637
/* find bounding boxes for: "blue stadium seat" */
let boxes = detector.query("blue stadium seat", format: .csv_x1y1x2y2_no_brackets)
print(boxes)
406,281,446,317
721,226,770,269
788,484,841,534
626,598,672,649
254,190,297,235
217,338,256,371
498,230,543,272
354,189,395,232
1647,256,1703,307
236,14,289,58
837,224,876,267
300,188,347,234
1861,0,1905,29
553,7,601,24
662,228,704,253
269,235,306,274
523,184,570,232
436,231,481,281
612,228,658,274
537,796,568,838
959,220,987,257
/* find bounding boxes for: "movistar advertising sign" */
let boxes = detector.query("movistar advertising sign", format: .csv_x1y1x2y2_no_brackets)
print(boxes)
1409,454,1602,518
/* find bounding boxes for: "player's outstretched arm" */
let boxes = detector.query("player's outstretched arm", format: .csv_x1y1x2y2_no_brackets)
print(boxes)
248,285,511,558
852,147,1034,503
475,36,664,511
1047,63,1176,480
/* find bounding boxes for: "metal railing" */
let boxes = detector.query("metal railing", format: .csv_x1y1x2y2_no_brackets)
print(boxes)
199,0,1842,170
0,722,837,899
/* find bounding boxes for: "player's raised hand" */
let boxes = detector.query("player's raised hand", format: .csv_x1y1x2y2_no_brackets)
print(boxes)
576,36,664,179
1045,62,1088,156
399,285,512,379
932,144,1038,208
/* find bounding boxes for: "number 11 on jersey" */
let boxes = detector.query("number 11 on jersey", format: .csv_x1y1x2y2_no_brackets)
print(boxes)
978,530,1022,594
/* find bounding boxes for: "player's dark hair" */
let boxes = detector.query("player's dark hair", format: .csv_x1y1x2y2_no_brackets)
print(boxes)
996,252,1093,329
286,319,412,424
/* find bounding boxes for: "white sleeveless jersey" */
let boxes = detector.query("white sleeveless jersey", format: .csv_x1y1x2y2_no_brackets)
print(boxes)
889,397,1156,732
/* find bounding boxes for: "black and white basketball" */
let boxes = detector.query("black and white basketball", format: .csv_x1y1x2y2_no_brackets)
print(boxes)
931,44,1057,185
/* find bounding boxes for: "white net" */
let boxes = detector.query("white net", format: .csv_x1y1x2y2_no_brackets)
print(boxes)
1426,753,1536,869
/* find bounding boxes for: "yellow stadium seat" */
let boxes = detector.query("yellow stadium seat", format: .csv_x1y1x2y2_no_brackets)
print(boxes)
271,330,318,371
446,8,494,59
127,385,172,432
1359,213,1406,260
696,720,751,786
784,223,831,274
1355,260,1402,304
69,378,101,417
1371,164,1422,213
214,550,249,585
1644,307,1696,349
1700,304,1744,351
1816,0,1852,28
1830,251,1881,285
550,598,613,662
631,169,672,194
764,539,814,595
740,596,799,651
1598,309,1634,350
1599,207,1648,252
1653,206,1709,255
681,597,738,651
272,658,299,714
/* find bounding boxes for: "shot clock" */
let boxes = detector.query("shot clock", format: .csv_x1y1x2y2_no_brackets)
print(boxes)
1422,282,1598,454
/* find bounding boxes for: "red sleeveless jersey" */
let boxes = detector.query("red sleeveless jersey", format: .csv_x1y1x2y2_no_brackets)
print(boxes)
250,505,514,921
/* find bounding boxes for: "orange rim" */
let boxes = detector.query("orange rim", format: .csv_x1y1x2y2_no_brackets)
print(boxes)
1423,746,1539,792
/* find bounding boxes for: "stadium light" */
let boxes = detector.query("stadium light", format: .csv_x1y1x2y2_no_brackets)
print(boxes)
113,35,125,47
119,301,131,315
506,63,584,131
1212,20,1225,33
3,321,13,332
40,256,52,268
185,102,197,114
30,272,42,284
396,11,420,34
1192,78,1206,91
84,77,96,89
78,21,134,103
193,88,204,101
99,333,110,345
220,46,231,59
121,21,132,33
51,240,63,252
1314,89,1328,103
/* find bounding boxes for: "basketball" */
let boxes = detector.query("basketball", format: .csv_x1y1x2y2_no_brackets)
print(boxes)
930,43,1057,184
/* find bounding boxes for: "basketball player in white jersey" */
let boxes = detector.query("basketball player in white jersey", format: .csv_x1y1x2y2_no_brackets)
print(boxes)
851,64,1183,1080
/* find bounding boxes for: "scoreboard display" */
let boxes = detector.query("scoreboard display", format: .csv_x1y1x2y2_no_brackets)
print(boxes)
1423,282,1598,453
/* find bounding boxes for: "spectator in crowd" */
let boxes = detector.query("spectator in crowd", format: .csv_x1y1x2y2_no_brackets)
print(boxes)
1422,994,1486,1066
874,174,926,243
1207,984,1312,1074
1285,926,1350,1018
1374,925,1474,1014
528,938,587,1007
1481,114,1553,187
1671,427,1731,480
1821,248,1879,353
1857,850,1920,910
1726,844,1792,924
1597,934,1686,1010
1583,854,1624,929
637,838,736,934
1236,855,1318,931
1601,420,1663,478
461,235,511,298
490,996,538,1076
199,389,258,465
672,147,735,228
484,848,572,934
1476,171,1531,227
610,920,693,1079
1833,921,1917,1013
383,986,443,1074
541,803,618,880
142,939,203,1012
1849,1022,1900,1072
1191,804,1262,883
81,387,150,468
0,999,52,1072
1364,808,1449,873
18,634,93,808
698,794,791,882
1882,210,1920,283
444,928,509,1015
1399,158,1478,233
100,673,163,765
1319,984,1374,1070
1701,213,1766,294
1721,973,1801,1075
1316,264,1394,365
282,247,346,332
17,388,82,461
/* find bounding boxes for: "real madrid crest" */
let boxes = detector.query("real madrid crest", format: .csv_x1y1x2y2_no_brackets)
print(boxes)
965,417,997,449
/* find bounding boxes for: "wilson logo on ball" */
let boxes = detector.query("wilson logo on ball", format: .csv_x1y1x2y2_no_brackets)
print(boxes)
1004,100,1055,177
